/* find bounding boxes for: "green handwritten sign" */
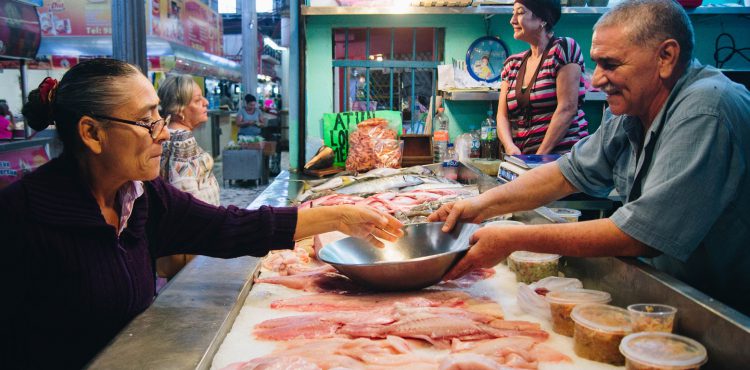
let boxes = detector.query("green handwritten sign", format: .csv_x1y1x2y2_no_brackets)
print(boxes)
322,110,402,167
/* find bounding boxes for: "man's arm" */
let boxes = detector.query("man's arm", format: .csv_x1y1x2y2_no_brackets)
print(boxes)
444,218,659,280
477,162,579,217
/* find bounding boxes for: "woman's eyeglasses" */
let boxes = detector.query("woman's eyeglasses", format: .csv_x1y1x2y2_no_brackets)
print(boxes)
91,114,171,140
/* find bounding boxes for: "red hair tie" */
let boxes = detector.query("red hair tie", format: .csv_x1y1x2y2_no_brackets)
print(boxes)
39,77,59,106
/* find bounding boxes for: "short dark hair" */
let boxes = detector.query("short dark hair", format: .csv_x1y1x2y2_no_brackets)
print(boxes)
0,102,10,116
595,0,694,68
244,94,257,104
22,58,141,155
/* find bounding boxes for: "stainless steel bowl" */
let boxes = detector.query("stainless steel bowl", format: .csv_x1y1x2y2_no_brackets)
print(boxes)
318,222,480,291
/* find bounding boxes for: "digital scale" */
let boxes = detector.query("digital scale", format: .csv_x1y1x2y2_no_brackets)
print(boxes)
497,154,561,183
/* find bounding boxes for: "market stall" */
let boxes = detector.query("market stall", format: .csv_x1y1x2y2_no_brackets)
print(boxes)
88,162,749,370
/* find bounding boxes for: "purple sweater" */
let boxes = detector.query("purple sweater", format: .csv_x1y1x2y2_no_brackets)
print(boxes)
0,154,297,369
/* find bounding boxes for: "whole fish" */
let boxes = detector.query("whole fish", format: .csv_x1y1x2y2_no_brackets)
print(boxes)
336,175,424,195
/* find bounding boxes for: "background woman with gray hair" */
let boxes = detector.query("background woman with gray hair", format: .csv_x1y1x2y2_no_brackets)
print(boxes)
157,74,220,278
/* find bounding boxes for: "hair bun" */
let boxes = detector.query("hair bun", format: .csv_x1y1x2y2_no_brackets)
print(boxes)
22,88,54,131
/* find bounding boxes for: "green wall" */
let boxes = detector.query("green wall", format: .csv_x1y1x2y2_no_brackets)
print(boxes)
303,12,750,156
305,14,491,147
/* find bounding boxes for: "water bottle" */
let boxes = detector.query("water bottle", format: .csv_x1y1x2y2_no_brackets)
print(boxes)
481,110,499,159
470,126,481,158
442,143,459,181
433,107,449,163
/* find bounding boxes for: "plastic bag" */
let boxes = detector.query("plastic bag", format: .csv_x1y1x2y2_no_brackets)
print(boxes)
346,118,400,172
517,276,583,320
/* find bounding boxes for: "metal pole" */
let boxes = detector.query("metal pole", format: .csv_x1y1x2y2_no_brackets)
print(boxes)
289,0,302,170
111,0,147,74
242,0,259,99
20,59,29,139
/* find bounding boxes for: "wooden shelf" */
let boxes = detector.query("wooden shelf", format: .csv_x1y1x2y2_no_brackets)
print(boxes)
441,90,608,101
302,5,750,16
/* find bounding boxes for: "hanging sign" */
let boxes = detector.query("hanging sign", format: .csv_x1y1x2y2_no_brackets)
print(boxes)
0,145,49,190
322,110,402,167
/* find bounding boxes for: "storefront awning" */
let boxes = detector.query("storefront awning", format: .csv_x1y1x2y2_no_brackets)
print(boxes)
35,35,241,81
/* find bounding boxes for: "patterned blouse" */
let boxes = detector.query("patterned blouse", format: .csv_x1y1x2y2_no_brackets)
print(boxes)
160,129,221,206
501,37,589,154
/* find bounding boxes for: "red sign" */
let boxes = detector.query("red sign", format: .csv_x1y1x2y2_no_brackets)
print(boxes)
0,146,49,190
37,0,112,37
151,0,222,56
0,0,42,59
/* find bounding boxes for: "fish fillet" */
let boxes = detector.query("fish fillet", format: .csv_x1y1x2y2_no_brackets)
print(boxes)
253,306,544,347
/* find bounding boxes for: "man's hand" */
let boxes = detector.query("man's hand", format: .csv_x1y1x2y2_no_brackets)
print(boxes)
443,225,519,280
427,197,487,232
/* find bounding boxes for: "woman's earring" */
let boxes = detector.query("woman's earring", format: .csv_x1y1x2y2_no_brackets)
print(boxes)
541,22,547,29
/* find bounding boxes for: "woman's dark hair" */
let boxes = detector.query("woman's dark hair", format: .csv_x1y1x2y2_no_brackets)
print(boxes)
0,102,10,117
244,94,257,104
22,58,141,154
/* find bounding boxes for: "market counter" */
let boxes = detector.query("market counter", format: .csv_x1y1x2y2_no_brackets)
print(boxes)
88,169,749,369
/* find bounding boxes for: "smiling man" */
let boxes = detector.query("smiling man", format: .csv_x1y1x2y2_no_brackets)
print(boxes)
429,0,750,314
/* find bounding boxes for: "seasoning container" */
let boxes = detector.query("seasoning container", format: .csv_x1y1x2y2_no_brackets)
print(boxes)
627,303,678,333
620,332,707,370
546,289,612,336
571,303,633,365
484,220,524,227
550,207,582,222
507,251,561,283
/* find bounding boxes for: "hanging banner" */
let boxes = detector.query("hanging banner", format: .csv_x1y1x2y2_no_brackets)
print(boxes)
0,145,50,190
151,0,222,56
37,0,111,36
322,110,402,167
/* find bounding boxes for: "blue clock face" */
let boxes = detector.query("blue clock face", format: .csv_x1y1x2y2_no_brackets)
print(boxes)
466,36,509,83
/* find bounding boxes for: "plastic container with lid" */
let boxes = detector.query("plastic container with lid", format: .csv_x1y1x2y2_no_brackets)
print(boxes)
546,289,612,336
484,220,524,227
507,251,561,283
550,207,582,222
620,332,707,370
628,303,677,333
571,303,633,365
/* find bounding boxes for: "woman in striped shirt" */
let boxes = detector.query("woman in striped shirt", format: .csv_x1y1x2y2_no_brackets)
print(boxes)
498,0,588,155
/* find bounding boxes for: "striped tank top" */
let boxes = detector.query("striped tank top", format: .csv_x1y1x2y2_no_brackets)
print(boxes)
501,37,589,154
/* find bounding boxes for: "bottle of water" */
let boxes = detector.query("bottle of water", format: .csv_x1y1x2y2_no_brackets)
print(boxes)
481,110,499,159
443,143,459,181
433,108,449,163
470,125,481,158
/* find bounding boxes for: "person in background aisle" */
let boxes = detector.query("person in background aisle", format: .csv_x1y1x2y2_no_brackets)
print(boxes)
220,89,235,110
0,102,13,140
497,0,588,155
236,93,265,137
430,0,750,315
1,58,404,369
157,74,219,279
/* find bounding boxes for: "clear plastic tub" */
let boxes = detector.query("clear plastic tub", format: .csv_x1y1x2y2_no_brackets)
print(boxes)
484,220,524,227
571,303,633,365
508,251,561,283
620,332,707,370
550,207,582,222
546,289,612,336
627,303,677,333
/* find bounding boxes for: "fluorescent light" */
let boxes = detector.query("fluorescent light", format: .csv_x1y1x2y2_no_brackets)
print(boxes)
218,0,236,14
264,37,287,51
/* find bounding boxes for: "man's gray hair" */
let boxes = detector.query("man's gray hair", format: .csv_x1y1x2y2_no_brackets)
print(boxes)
594,0,694,68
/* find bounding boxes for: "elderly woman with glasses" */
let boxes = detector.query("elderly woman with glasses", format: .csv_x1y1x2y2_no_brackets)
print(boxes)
1,58,404,369
156,74,219,279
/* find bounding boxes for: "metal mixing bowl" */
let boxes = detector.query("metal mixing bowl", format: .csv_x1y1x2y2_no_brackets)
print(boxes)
317,222,480,291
